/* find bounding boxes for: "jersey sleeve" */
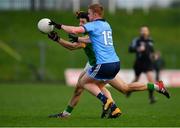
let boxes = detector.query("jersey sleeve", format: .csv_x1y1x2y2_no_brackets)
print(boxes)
83,22,95,33
129,38,138,53
146,40,154,53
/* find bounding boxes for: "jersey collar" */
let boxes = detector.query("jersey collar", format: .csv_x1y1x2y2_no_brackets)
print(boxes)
94,19,106,22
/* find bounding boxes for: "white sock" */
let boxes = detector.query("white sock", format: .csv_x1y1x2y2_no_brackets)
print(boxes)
63,110,71,116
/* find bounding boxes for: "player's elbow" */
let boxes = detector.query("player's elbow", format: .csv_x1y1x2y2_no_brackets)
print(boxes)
71,27,85,34
69,29,78,34
121,84,130,94
66,46,76,51
69,48,76,51
69,45,79,50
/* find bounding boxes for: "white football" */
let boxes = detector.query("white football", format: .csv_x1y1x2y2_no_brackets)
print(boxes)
37,18,54,33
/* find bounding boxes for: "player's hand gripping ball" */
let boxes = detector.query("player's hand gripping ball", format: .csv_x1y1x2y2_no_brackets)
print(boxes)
37,18,54,34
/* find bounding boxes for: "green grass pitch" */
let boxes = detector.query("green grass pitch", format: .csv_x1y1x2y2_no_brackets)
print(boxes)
0,83,180,127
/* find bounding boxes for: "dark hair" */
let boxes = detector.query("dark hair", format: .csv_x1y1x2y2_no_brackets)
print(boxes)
76,11,89,21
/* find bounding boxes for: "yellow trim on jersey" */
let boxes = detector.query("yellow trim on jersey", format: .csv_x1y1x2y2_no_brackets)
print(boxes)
81,42,86,48
80,35,89,48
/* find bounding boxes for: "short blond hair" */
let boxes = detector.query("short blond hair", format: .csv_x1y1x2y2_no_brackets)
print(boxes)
88,4,104,17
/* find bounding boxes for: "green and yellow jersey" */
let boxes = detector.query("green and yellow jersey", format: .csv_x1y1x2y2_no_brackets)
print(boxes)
80,35,96,66
83,43,96,66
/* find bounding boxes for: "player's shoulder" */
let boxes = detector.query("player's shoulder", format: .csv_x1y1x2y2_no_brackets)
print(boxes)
83,21,96,30
83,22,93,28
93,19,108,25
84,19,107,26
132,37,140,42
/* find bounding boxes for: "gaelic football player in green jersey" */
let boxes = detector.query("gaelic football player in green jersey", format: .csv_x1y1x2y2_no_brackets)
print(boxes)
48,11,115,118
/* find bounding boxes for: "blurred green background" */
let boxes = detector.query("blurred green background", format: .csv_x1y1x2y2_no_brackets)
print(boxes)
0,8,179,81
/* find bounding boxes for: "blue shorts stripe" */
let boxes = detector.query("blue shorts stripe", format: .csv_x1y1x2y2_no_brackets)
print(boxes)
90,64,101,78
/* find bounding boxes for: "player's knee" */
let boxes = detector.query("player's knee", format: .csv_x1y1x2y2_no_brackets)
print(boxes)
77,79,84,88
121,84,130,94
98,84,104,90
76,81,82,88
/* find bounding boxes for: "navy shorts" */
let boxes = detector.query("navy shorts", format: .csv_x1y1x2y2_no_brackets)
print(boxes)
134,60,154,76
87,61,120,81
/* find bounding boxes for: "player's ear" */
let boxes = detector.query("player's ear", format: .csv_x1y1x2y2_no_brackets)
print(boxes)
93,12,98,17
93,12,95,16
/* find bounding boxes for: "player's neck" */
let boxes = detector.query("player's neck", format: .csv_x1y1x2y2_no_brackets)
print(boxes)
140,36,149,40
93,16,103,21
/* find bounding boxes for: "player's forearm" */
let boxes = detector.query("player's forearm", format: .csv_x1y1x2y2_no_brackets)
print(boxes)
78,37,91,43
58,40,75,50
57,38,83,50
61,25,85,34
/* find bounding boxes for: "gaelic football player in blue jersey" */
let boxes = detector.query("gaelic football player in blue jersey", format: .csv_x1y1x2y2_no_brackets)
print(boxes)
48,11,115,118
48,4,170,118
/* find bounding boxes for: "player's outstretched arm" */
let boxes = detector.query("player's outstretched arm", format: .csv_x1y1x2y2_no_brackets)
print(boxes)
61,25,85,34
49,20,85,34
48,32,85,50
78,36,91,43
69,33,91,43
59,38,86,50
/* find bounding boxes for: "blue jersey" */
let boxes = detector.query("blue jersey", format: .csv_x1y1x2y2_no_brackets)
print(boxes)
83,19,119,64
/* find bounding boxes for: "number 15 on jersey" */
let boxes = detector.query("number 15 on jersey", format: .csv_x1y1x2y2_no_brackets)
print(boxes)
102,31,113,46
